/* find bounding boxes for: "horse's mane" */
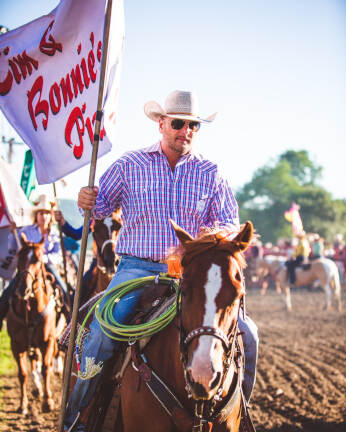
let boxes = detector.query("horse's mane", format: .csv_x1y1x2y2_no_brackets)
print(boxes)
170,227,246,269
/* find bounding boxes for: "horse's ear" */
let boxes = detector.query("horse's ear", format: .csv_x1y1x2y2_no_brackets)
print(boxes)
90,219,95,232
21,232,28,245
170,219,194,246
233,221,253,251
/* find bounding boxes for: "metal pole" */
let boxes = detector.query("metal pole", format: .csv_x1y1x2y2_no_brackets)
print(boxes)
53,182,72,312
57,1,114,430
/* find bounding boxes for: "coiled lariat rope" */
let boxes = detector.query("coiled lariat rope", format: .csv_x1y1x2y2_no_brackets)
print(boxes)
75,275,179,377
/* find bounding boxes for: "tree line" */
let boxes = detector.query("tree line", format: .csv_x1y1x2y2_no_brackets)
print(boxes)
236,150,346,243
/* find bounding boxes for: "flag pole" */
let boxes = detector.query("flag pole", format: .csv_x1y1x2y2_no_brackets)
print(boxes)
52,182,72,312
57,1,114,430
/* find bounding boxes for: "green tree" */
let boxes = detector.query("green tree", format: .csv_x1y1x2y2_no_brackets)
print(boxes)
236,150,346,243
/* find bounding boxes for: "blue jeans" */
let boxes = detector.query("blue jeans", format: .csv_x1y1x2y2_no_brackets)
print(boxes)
64,255,258,429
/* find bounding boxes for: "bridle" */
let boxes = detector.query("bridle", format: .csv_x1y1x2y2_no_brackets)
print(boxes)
15,269,40,302
96,238,117,273
178,268,245,430
93,219,118,273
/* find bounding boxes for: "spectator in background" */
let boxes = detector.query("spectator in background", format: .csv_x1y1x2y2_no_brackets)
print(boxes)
333,234,344,283
311,234,324,260
283,239,295,259
324,242,335,259
342,244,346,280
247,238,263,259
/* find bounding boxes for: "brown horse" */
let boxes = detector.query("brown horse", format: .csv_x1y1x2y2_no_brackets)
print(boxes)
254,256,342,311
6,234,59,414
81,210,122,304
112,221,253,432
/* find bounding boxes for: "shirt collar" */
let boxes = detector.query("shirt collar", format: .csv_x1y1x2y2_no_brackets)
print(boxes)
143,141,202,161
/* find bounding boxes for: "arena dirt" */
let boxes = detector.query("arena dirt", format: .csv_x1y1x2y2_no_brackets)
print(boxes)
0,287,345,432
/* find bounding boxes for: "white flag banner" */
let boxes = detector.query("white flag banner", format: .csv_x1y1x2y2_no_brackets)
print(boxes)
0,0,125,184
0,158,33,227
0,158,33,279
0,227,17,280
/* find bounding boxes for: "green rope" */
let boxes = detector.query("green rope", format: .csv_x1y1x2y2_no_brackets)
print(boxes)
76,274,179,346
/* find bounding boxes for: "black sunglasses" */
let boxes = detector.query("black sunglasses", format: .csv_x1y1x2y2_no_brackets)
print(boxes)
170,118,201,132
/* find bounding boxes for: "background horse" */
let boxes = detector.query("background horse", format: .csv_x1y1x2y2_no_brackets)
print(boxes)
81,209,122,304
111,222,253,432
255,256,342,311
253,256,286,295
6,235,59,414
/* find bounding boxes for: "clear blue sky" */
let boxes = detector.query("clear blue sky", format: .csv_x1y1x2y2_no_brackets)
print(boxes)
1,0,345,201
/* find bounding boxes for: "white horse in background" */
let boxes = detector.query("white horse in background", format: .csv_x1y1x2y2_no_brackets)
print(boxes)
254,256,342,311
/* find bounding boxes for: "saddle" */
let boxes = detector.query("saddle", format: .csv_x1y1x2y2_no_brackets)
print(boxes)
58,279,176,354
285,259,311,284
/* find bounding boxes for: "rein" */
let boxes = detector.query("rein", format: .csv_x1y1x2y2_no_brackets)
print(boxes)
16,270,39,301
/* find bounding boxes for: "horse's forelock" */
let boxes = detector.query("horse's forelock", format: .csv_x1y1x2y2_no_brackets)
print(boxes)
169,229,247,270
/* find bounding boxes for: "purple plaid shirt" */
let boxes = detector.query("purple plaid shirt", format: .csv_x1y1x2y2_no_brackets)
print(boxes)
92,141,239,260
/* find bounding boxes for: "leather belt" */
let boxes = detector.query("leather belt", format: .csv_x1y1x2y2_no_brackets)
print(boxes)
141,257,166,264
122,254,166,264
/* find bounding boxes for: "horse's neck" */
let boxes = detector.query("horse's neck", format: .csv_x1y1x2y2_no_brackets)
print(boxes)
145,319,189,403
96,270,112,293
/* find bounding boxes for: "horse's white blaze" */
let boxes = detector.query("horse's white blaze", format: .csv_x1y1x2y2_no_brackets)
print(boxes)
190,264,223,381
27,250,33,262
104,217,112,237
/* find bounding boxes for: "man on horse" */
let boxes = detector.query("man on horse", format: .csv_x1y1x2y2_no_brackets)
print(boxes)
63,90,259,432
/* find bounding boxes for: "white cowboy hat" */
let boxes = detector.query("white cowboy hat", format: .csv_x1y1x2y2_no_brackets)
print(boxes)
144,90,217,123
32,194,55,213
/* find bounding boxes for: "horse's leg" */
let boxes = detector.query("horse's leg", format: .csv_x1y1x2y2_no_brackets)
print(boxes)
13,350,29,415
284,285,292,311
322,282,332,311
31,348,43,398
53,350,64,376
41,336,56,412
260,279,267,295
276,280,281,293
332,268,342,312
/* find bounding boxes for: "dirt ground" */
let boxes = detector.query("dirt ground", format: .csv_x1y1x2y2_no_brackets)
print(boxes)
0,286,345,432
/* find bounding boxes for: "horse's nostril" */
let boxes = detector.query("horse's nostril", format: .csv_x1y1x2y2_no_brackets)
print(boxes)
210,372,221,390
